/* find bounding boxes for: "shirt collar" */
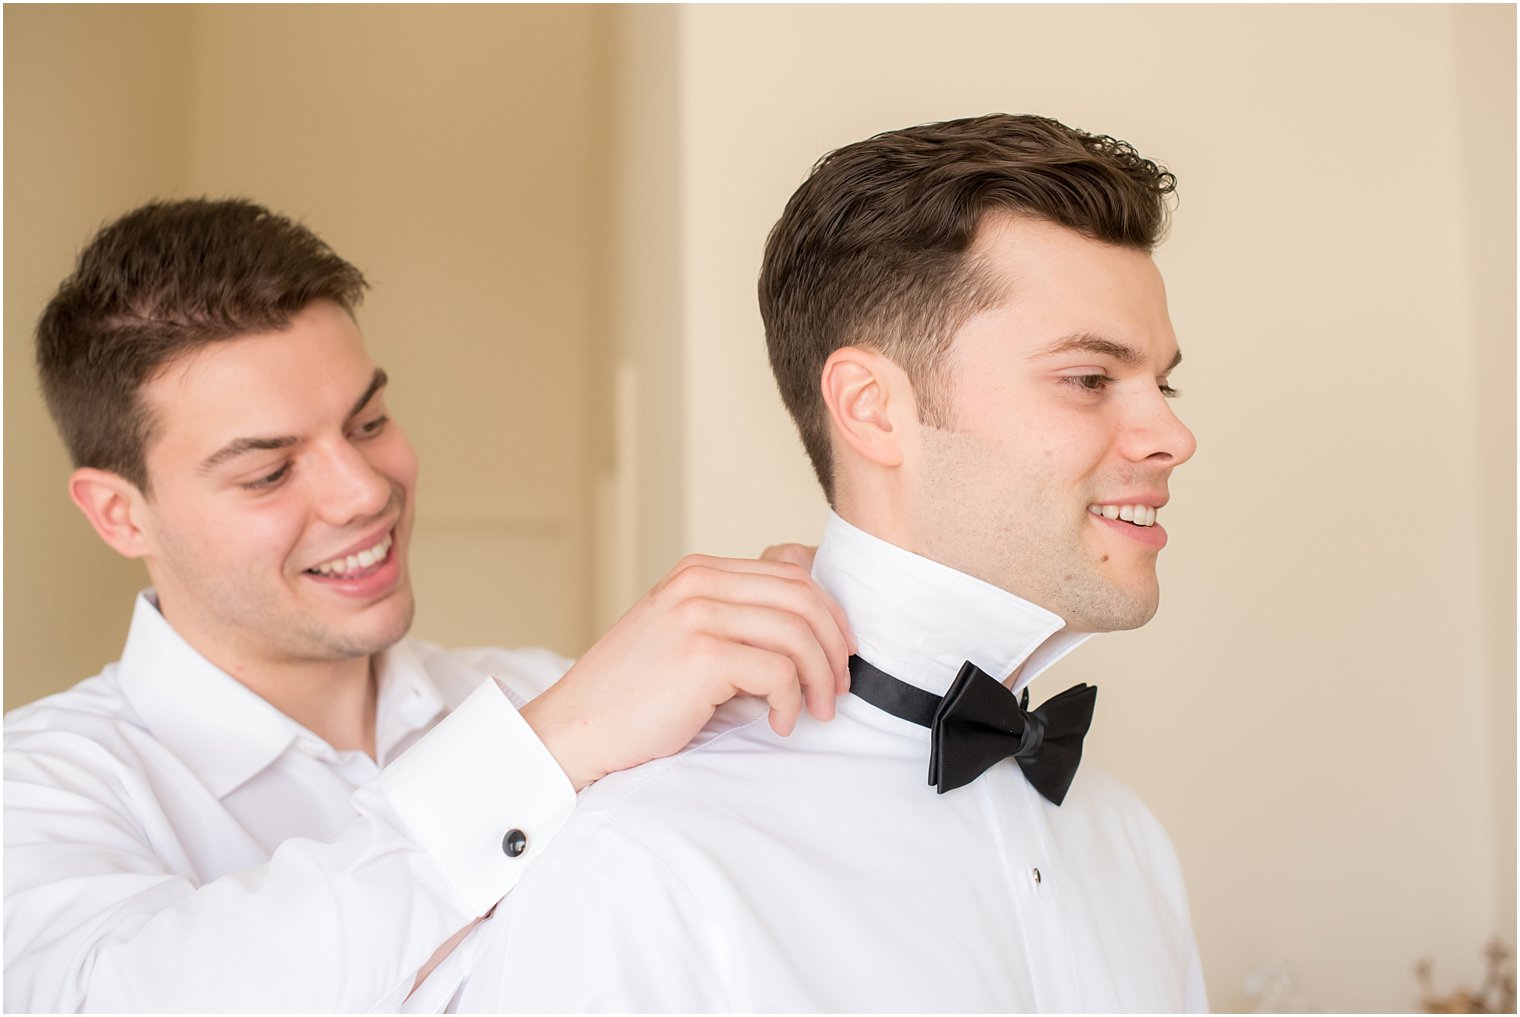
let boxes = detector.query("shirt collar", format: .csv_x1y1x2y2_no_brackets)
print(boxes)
116,590,448,796
117,591,301,798
813,512,1093,702
372,640,448,764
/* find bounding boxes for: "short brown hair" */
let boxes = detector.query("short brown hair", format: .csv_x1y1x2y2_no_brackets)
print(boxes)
36,198,368,492
759,113,1176,500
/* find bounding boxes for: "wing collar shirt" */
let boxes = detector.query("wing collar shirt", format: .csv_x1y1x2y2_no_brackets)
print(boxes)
457,512,1207,1013
4,590,576,1013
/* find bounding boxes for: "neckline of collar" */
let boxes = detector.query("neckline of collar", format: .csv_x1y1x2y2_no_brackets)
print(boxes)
116,591,446,797
812,513,1093,702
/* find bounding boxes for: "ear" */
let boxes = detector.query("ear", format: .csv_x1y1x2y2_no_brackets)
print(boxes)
68,468,153,559
820,346,916,470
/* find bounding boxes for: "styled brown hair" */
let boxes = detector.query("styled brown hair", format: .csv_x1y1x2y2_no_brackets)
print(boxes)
36,198,368,492
759,113,1177,500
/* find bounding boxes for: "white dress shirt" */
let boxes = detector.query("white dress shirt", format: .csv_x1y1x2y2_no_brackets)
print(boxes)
457,513,1207,1013
4,591,577,1013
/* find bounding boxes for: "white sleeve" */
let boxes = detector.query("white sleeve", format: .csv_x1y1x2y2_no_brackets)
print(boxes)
3,680,575,1013
456,816,730,1013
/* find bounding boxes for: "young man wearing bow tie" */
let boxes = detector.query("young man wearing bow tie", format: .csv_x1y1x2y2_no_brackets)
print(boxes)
457,113,1206,1013
3,199,854,1012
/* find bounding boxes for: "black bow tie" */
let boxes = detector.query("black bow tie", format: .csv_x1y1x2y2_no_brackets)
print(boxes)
847,655,1096,805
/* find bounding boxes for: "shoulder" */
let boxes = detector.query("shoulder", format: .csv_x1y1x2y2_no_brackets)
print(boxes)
399,639,574,708
4,669,164,818
496,706,776,919
550,698,827,862
5,667,146,761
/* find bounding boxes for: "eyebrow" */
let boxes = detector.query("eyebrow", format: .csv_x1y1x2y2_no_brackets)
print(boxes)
1028,332,1183,372
197,368,389,474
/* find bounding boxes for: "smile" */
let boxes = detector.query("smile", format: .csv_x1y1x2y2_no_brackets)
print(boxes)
1087,504,1158,527
307,532,394,579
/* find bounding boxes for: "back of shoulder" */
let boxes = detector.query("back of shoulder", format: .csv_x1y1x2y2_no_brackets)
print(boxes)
568,696,776,821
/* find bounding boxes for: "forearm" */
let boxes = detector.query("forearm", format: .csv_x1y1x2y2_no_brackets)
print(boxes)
6,822,469,1012
4,681,575,1012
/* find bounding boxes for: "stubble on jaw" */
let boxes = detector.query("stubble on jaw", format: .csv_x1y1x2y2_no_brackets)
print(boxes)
149,525,418,671
910,424,1160,633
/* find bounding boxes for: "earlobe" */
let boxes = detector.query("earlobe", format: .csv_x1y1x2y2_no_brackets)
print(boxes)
68,468,152,559
820,347,911,470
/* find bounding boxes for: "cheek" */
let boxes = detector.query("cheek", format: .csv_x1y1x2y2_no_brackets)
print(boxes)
1028,412,1116,479
153,498,302,573
237,501,316,568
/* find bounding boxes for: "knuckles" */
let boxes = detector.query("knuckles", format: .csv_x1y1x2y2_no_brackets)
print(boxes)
754,649,800,691
657,556,720,600
669,594,718,634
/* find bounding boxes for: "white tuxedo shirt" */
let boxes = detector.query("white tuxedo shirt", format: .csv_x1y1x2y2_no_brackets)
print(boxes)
457,513,1207,1013
4,591,576,1012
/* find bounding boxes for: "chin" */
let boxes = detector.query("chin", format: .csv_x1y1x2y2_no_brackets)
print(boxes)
319,594,416,659
1063,584,1159,633
367,595,417,651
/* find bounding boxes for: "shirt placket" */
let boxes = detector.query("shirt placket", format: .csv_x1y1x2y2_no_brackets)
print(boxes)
986,770,1087,1011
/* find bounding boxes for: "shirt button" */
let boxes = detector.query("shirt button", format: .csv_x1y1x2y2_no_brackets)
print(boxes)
502,829,528,858
1031,867,1042,886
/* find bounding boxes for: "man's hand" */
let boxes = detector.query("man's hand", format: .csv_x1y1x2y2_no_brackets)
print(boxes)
519,554,853,790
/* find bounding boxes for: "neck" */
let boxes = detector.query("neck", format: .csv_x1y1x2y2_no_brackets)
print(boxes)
236,656,379,759
833,479,915,555
155,598,379,757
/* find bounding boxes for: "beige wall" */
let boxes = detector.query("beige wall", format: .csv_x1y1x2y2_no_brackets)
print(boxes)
4,5,195,711
6,4,1514,1013
611,4,1516,1012
4,4,607,711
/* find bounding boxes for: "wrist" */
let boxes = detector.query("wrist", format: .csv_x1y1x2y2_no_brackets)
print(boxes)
518,684,605,792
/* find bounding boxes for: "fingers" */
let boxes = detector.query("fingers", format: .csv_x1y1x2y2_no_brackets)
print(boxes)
659,557,854,703
704,639,806,736
682,598,838,723
666,554,856,663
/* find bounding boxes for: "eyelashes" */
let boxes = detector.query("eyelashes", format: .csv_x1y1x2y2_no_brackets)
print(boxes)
1061,374,1180,398
240,463,291,491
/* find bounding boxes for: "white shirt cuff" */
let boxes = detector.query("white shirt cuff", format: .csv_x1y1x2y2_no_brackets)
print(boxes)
371,678,575,913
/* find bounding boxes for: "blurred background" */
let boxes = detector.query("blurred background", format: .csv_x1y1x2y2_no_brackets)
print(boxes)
4,5,1513,1011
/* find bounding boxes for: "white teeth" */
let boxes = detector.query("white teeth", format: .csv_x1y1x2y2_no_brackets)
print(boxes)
311,533,392,577
1088,504,1158,527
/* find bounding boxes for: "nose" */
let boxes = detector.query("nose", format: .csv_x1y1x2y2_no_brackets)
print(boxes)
1120,388,1197,468
314,439,392,527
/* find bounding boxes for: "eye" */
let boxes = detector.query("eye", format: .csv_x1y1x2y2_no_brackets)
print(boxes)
353,415,389,439
240,463,291,491
1159,381,1181,399
1061,373,1112,393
